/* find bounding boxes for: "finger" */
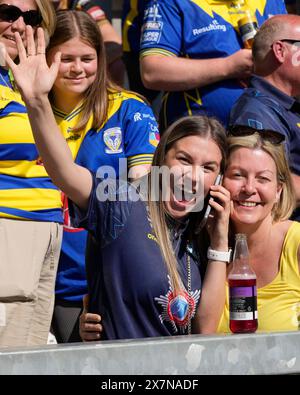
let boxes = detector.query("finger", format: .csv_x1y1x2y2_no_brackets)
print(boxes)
81,331,101,341
14,32,27,61
82,323,102,332
210,185,231,197
4,48,15,70
209,191,231,207
36,27,46,55
49,51,61,76
82,294,89,312
230,200,234,216
25,25,36,56
85,313,101,323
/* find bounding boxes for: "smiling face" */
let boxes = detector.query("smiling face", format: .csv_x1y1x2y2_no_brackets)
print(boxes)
224,147,282,227
163,135,222,220
47,36,98,106
0,0,38,60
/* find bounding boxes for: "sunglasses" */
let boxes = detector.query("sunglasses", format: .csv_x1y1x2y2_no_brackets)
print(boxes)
0,4,42,27
228,125,285,145
271,39,300,49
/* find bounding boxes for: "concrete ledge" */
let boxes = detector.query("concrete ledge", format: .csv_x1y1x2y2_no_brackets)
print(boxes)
0,331,300,375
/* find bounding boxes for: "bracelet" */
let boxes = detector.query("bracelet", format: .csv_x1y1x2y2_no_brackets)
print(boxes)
207,247,232,263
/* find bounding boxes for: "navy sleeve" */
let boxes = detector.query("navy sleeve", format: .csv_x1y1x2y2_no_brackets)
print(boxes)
69,174,140,248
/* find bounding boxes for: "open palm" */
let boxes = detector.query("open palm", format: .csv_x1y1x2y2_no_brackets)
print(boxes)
6,26,61,100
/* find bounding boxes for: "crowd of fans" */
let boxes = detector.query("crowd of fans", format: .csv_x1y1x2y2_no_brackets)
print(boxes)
0,0,299,348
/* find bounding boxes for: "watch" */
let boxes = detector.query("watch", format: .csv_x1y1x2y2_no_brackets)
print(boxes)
207,247,232,263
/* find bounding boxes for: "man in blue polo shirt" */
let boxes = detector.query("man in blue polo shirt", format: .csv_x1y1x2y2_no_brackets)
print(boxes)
230,14,300,220
139,0,286,130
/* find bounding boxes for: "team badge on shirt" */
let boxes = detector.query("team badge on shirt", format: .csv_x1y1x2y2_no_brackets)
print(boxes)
155,276,200,334
103,127,123,154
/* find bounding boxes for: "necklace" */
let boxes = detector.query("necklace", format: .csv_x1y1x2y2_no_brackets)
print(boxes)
186,251,192,335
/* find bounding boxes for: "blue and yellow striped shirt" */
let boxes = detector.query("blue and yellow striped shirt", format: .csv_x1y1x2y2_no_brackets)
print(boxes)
0,67,62,222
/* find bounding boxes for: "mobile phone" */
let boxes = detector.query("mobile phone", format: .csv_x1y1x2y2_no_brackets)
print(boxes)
197,174,223,232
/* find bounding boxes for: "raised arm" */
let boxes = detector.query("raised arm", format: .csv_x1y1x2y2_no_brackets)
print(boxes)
193,184,231,334
6,27,92,210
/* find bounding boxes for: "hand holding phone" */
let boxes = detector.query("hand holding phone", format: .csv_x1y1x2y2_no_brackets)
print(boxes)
197,174,223,232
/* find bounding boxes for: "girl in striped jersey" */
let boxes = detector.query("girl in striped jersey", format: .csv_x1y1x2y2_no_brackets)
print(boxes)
0,0,62,347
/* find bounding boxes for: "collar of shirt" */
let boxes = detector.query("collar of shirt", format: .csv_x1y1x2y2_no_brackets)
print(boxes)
251,75,298,112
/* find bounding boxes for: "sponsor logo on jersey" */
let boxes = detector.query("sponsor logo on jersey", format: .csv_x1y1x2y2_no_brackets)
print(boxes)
193,20,226,36
134,112,142,122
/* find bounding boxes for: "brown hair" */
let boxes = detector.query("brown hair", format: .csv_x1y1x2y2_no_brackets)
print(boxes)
149,115,227,292
35,0,56,44
47,10,120,132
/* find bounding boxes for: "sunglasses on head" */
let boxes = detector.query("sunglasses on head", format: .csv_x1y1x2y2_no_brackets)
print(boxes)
228,125,285,145
0,4,42,27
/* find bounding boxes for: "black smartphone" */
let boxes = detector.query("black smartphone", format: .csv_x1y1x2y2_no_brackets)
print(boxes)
197,174,223,232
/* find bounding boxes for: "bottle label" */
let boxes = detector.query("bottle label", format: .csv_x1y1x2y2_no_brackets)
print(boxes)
229,286,257,320
239,21,258,43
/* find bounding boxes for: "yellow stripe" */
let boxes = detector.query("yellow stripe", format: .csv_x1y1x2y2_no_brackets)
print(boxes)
0,118,35,144
0,212,28,220
183,89,203,116
0,188,61,211
0,85,23,106
122,0,138,52
0,160,49,178
162,92,169,130
128,154,153,160
190,0,267,28
128,161,153,168
140,49,176,58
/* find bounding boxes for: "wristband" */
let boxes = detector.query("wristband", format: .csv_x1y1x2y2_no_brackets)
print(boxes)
207,247,232,263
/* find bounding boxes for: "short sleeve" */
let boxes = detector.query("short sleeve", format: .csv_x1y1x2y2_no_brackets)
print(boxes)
140,0,182,57
123,101,159,168
80,0,107,22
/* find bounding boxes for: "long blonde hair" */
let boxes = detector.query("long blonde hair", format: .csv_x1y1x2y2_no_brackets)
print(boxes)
35,0,56,44
227,133,295,222
149,116,227,293
47,10,120,132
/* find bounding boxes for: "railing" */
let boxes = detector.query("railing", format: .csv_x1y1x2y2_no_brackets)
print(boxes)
0,331,300,375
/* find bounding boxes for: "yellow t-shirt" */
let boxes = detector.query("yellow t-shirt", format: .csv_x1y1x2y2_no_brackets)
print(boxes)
218,222,300,333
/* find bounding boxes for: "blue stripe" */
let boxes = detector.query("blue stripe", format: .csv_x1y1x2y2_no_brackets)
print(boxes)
0,143,38,161
0,207,63,222
0,72,12,88
0,102,27,116
0,174,59,190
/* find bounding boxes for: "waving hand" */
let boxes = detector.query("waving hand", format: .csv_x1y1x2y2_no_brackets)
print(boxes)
5,26,61,101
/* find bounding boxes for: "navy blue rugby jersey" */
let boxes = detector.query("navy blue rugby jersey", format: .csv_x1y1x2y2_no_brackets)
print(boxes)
69,176,202,339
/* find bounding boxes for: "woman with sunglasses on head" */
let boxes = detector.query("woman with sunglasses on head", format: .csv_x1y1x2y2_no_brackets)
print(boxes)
217,126,300,333
6,24,233,338
0,0,62,347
